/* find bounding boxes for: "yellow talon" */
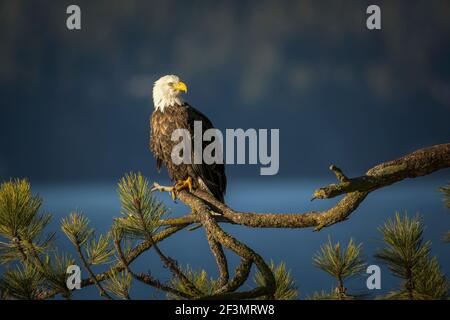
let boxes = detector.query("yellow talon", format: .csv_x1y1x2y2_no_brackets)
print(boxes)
186,176,193,192
175,177,193,193
167,177,193,202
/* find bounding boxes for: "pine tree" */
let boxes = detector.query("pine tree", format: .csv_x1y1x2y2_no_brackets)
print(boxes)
0,179,73,299
312,237,366,299
375,212,449,299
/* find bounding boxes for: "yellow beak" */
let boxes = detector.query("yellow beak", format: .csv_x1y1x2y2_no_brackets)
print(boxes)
173,81,188,93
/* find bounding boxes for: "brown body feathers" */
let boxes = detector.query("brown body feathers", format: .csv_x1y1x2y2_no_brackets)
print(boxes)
150,103,226,202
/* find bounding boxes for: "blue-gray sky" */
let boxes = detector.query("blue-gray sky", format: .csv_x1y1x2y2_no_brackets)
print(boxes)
1,0,449,182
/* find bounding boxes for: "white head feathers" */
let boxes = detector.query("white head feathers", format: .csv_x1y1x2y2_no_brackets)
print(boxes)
152,75,188,112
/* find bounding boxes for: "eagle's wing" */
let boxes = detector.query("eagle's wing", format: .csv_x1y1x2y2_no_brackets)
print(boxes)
150,111,164,172
186,104,227,202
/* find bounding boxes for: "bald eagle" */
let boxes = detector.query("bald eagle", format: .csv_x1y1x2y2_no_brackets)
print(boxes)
150,75,226,202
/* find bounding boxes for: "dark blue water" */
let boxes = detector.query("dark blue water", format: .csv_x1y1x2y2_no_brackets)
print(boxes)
2,177,449,299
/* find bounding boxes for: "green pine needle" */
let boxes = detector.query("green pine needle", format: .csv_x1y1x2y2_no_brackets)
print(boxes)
86,233,114,265
313,237,366,282
61,212,94,246
0,179,53,255
254,260,298,300
116,172,167,240
375,212,430,280
0,264,44,300
438,184,450,209
376,212,449,299
168,266,219,299
40,251,75,295
412,257,449,299
104,270,132,300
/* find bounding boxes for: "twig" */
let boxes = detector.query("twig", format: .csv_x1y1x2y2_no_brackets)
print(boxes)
113,238,191,299
74,241,113,300
134,194,202,297
39,225,188,299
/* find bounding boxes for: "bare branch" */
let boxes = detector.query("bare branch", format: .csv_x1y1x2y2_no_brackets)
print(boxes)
178,192,277,299
205,231,229,288
180,143,449,231
216,258,253,294
151,241,203,297
313,143,450,200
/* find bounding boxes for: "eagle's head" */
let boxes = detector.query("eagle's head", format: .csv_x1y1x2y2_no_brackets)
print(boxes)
153,75,188,112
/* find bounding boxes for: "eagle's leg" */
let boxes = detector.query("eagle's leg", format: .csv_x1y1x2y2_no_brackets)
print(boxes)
175,176,193,193
151,182,175,194
151,183,179,201
171,177,192,201
151,177,192,201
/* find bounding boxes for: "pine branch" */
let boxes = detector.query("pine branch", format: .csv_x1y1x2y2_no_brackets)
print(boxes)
34,250,74,299
375,212,448,300
112,233,191,299
74,239,113,300
104,271,132,300
0,264,44,300
313,237,365,299
61,212,112,299
412,257,449,299
0,179,53,263
116,172,166,240
61,212,94,247
115,172,203,297
205,229,229,288
85,233,114,265
216,258,253,294
177,191,277,299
